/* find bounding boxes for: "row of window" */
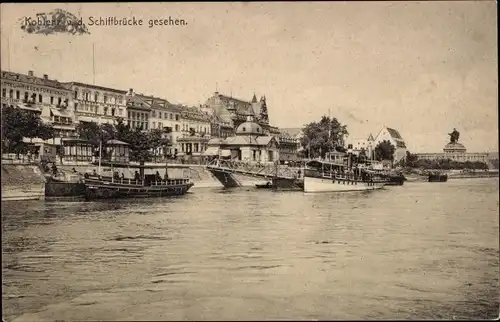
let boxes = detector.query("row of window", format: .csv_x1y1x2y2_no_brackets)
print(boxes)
128,111,149,121
152,122,180,132
182,124,210,133
128,120,149,130
152,110,180,121
75,90,123,105
2,88,67,106
75,103,123,116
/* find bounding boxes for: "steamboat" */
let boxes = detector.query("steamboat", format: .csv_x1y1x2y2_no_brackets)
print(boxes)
303,159,389,193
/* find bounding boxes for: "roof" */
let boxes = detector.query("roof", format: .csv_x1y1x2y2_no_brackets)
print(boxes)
386,127,403,140
221,135,277,146
367,133,374,141
63,82,127,94
126,95,151,110
50,108,73,118
236,119,264,136
215,93,255,116
1,70,71,91
280,128,302,138
106,139,129,146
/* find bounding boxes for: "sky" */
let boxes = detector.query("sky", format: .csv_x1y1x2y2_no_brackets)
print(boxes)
1,2,498,153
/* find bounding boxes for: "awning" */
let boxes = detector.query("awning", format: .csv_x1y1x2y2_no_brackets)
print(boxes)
220,150,231,157
50,108,72,118
17,103,42,112
203,146,220,156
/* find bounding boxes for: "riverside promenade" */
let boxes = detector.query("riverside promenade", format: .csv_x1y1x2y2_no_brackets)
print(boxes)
1,156,224,201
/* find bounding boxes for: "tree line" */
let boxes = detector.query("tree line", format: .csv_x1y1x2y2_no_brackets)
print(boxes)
404,151,489,170
298,115,397,161
75,118,171,162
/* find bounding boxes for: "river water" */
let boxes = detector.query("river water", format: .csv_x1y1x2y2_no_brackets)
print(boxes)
2,179,499,321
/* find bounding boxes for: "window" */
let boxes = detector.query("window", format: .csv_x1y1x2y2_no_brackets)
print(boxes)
39,94,42,103
25,92,29,101
111,108,115,116
104,95,108,103
242,127,246,132
75,103,78,110
2,88,6,97
169,113,173,120
175,114,179,121
58,97,62,106
175,124,180,131
94,92,99,102
152,110,156,117
16,90,20,99
74,90,78,99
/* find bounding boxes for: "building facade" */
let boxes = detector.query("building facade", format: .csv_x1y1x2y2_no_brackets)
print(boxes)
125,89,151,130
177,105,212,158
373,127,407,163
1,70,75,139
415,142,489,163
204,115,279,163
203,92,270,131
63,82,127,125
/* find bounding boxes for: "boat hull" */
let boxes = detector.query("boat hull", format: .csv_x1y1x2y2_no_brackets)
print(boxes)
303,176,385,193
84,181,194,200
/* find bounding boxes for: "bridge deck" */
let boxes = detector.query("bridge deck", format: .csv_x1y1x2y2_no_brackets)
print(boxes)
206,160,302,180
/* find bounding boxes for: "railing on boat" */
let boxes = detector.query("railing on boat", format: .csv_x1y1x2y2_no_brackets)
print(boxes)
85,175,190,186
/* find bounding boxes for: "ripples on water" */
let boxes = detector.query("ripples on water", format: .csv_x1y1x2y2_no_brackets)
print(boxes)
2,179,499,321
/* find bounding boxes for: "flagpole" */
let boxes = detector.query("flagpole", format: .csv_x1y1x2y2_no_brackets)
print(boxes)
92,43,96,85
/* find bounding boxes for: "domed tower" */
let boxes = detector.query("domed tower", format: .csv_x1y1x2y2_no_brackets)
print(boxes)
235,114,265,136
443,142,466,154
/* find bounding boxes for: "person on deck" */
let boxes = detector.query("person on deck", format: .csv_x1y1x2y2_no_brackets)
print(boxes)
134,171,140,183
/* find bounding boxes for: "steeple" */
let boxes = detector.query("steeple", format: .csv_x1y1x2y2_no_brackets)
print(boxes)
251,93,257,103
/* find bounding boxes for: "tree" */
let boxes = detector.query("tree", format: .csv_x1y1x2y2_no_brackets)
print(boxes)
374,140,395,161
76,121,101,146
1,106,55,155
358,148,368,163
300,116,348,158
405,151,419,167
492,159,499,169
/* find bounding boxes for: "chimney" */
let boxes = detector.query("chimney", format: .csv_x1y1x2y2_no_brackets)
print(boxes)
28,70,34,77
43,74,48,80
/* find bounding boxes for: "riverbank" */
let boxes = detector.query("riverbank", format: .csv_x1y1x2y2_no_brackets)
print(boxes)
1,164,46,201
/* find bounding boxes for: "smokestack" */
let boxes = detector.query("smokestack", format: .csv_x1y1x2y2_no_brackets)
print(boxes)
128,88,134,95
43,74,48,80
28,70,34,77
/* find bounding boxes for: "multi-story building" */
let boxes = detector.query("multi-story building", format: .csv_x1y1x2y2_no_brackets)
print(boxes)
346,127,407,163
373,127,407,163
1,70,75,140
63,82,127,125
125,89,151,130
148,97,182,155
277,128,302,162
177,105,212,158
415,141,489,163
346,134,375,159
203,92,270,132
